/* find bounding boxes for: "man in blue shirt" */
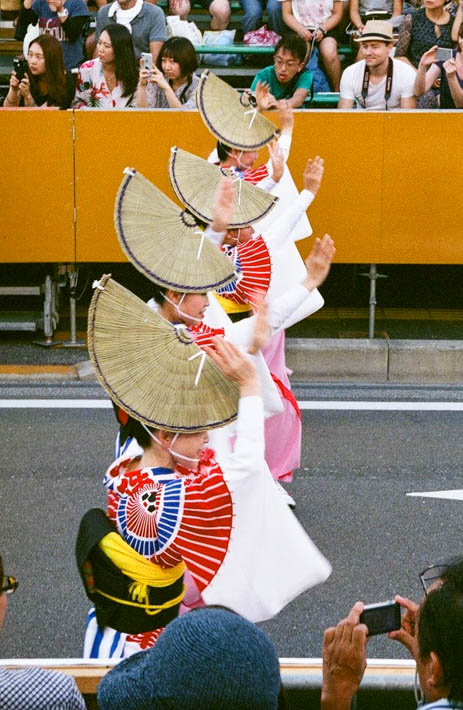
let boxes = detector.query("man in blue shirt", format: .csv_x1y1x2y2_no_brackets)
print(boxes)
95,0,166,64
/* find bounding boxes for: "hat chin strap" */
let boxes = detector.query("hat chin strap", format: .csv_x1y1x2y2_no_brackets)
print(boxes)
141,423,200,465
164,293,203,325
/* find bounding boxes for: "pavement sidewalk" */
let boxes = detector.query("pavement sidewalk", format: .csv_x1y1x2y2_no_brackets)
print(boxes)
1,307,462,384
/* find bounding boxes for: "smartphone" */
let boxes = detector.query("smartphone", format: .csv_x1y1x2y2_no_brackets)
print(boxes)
13,57,27,81
359,601,401,637
435,47,453,62
141,52,153,72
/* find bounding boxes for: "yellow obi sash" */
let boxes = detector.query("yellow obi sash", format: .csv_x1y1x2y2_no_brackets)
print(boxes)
213,292,252,314
97,532,186,616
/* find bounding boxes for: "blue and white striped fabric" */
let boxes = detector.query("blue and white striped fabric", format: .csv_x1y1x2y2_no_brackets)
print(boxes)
83,608,127,660
114,433,142,460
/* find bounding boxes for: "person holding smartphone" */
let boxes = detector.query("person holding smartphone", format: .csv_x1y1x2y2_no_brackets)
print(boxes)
321,558,463,710
136,36,199,108
3,34,75,108
414,30,463,108
394,0,456,106
73,24,138,108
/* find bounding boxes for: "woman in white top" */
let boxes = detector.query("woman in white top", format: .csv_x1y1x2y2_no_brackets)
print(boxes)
73,23,138,108
136,36,199,108
278,0,343,89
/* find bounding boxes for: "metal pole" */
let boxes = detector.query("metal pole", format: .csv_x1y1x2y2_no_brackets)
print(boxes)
62,267,85,348
368,263,376,339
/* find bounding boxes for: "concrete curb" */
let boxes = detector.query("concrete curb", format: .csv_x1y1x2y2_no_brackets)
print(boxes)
286,339,463,384
1,339,462,384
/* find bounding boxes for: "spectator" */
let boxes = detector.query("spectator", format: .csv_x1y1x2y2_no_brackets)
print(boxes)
277,0,343,90
168,0,230,31
414,33,463,108
73,24,138,107
239,0,286,37
136,35,199,108
451,0,462,41
95,0,166,64
3,34,75,107
394,0,456,106
15,0,90,71
338,20,417,109
250,34,313,108
97,607,282,710
349,0,403,35
0,555,86,710
321,557,463,710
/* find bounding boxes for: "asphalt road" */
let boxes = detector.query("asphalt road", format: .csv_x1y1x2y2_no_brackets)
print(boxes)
1,382,462,661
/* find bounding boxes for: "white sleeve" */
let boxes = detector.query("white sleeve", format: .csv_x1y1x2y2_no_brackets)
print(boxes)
400,63,417,98
225,395,265,481
257,133,293,193
226,282,323,344
340,66,356,100
268,283,324,331
204,225,226,248
262,189,314,249
276,132,292,162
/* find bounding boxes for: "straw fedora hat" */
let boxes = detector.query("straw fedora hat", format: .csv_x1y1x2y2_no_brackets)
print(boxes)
88,274,239,433
354,20,397,42
196,70,280,150
114,168,238,293
169,147,279,228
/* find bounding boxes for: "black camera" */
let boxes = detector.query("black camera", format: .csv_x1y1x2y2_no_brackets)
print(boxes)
13,57,28,81
359,601,401,637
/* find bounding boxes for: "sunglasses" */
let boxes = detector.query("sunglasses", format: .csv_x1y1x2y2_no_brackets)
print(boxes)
1,575,18,594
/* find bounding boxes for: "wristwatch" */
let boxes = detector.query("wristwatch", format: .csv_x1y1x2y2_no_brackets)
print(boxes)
57,8,68,17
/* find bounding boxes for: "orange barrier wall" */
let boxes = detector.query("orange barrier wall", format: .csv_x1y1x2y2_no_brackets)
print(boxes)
1,110,462,264
0,110,75,263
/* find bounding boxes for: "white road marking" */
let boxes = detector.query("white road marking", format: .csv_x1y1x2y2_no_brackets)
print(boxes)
298,401,463,411
0,399,111,408
407,490,463,501
1,400,463,410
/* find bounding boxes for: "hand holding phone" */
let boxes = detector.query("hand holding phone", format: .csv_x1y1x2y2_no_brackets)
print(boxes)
13,57,27,82
141,52,153,72
359,601,401,637
435,47,453,62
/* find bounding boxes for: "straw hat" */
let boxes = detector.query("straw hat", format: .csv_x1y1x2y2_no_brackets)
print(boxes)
169,147,278,228
88,274,239,433
354,20,397,42
114,168,238,293
196,70,280,150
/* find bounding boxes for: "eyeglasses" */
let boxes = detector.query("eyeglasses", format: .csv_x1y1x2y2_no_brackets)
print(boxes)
274,57,299,69
1,575,18,594
419,563,448,595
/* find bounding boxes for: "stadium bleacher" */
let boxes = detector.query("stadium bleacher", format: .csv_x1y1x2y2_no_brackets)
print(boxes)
0,0,354,102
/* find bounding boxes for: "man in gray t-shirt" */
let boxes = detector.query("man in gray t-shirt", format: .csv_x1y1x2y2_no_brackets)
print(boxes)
96,0,167,63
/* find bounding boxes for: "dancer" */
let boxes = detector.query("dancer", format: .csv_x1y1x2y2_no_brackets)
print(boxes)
179,155,326,489
113,167,334,470
78,276,331,658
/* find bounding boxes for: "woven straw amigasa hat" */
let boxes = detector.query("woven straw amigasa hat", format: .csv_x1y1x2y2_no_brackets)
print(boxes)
169,146,278,228
196,70,280,151
88,275,239,433
114,168,238,293
354,20,397,42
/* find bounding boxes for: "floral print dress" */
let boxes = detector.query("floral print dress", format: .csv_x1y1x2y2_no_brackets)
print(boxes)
73,58,135,108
